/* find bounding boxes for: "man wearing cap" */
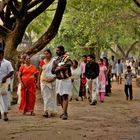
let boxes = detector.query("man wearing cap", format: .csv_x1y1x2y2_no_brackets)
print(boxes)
0,46,14,121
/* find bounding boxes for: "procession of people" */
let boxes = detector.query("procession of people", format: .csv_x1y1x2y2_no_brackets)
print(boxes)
0,43,138,121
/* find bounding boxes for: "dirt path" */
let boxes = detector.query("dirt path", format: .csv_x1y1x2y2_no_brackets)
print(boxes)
0,80,140,140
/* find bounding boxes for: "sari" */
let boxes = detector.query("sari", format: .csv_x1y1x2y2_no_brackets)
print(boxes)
19,65,38,113
98,64,107,102
71,67,81,99
40,58,57,115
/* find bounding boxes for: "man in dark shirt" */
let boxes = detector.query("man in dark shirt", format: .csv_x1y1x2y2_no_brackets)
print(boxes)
85,55,99,105
52,46,72,120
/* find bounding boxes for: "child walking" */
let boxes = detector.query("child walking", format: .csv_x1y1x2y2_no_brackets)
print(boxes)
124,66,135,100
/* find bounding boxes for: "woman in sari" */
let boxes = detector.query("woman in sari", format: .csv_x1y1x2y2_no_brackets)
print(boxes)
40,49,57,118
98,58,107,103
70,60,81,101
17,54,27,105
18,55,38,115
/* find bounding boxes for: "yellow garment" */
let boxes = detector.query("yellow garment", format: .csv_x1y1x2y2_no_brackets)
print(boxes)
63,54,70,63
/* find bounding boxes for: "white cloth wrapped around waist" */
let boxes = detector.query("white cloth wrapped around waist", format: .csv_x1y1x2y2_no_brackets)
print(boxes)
0,81,8,95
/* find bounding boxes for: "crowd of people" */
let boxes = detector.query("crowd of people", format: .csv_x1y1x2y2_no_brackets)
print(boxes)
0,45,138,121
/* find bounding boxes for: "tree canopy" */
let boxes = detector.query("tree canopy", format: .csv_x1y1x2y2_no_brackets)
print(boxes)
0,0,140,60
44,0,140,59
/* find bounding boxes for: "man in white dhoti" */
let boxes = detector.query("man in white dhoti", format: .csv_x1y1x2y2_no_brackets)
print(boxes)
0,47,14,121
52,46,72,120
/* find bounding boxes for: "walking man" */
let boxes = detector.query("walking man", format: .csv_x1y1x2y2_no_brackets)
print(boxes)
0,46,14,121
52,46,72,120
85,55,99,105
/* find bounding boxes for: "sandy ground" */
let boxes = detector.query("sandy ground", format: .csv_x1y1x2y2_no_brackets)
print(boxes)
0,80,140,140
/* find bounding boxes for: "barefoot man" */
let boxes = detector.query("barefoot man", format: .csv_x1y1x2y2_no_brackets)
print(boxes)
52,46,72,120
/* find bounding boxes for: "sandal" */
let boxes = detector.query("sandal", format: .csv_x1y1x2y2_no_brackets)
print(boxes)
4,117,8,121
62,112,68,120
60,113,64,118
31,112,36,116
3,113,8,121
43,112,49,118
23,112,26,115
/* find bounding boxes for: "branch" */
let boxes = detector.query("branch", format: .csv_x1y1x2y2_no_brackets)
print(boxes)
27,0,43,10
46,8,56,11
116,44,126,56
8,0,20,18
133,0,140,7
0,0,9,21
27,0,67,56
109,47,120,57
20,0,31,15
0,0,8,12
3,4,11,25
0,25,11,37
4,2,17,30
130,7,140,15
25,0,55,24
126,41,139,57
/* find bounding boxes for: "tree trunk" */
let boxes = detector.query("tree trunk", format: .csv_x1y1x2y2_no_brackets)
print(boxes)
4,33,21,92
5,36,18,59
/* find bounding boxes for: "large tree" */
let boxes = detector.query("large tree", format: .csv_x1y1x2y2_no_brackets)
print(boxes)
0,0,66,62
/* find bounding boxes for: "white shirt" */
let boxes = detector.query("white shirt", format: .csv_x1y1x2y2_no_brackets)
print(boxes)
0,59,14,81
124,71,135,85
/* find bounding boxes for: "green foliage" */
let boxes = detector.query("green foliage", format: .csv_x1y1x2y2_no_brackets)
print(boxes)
27,0,140,59
27,2,57,37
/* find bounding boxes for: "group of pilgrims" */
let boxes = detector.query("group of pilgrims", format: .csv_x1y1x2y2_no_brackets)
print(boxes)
0,45,137,121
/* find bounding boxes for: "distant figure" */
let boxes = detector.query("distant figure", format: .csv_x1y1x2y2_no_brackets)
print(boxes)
110,56,117,81
79,55,87,99
79,75,87,101
70,60,81,101
115,59,123,84
17,54,27,105
124,66,135,100
80,55,87,77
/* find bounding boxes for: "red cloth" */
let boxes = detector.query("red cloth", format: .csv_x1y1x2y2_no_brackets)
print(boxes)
39,60,45,68
19,65,38,113
80,77,87,88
